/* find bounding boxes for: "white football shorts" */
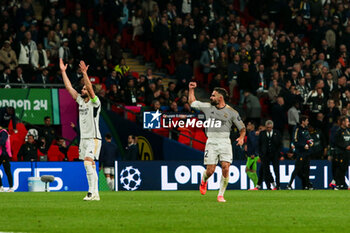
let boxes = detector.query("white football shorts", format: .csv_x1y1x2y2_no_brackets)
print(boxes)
204,138,233,165
79,138,102,160
104,167,115,175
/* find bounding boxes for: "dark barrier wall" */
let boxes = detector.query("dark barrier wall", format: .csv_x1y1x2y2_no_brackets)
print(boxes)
107,110,164,160
115,160,349,191
106,110,204,161
162,137,203,160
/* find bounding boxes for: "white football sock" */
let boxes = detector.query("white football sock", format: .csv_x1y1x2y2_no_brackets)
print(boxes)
111,178,115,190
92,164,99,194
84,161,94,193
106,177,112,190
272,182,277,188
218,175,229,197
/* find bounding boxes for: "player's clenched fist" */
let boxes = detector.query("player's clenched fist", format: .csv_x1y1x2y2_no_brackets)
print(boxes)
189,82,197,89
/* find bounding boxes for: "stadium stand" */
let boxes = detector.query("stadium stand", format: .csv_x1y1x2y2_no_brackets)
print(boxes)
1,0,350,160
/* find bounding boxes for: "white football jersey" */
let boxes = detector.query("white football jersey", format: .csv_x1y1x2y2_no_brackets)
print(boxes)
76,95,101,140
191,100,245,139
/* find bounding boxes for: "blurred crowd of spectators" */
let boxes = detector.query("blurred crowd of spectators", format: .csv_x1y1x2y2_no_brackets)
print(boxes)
1,0,350,158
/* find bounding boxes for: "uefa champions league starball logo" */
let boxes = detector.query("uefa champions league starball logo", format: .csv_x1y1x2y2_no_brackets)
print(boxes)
120,166,142,191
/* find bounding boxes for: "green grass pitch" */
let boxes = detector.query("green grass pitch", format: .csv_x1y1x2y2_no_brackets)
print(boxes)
0,190,349,233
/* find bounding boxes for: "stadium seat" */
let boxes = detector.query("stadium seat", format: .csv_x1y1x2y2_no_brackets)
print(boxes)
67,145,80,161
194,67,204,83
47,145,65,161
124,106,141,122
37,149,46,161
89,76,100,84
131,72,139,79
178,128,193,146
192,129,207,151
111,104,125,116
10,133,22,161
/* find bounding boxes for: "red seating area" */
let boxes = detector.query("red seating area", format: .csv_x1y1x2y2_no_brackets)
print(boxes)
130,36,176,75
5,120,80,162
47,145,66,161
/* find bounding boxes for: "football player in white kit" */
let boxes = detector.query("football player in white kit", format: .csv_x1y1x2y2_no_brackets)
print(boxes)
60,59,102,201
188,82,246,202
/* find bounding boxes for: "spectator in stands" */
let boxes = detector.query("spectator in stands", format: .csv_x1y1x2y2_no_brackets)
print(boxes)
159,40,172,65
155,77,164,92
243,90,261,126
17,134,37,161
0,67,12,88
0,106,16,131
308,88,326,120
70,34,84,62
154,16,170,45
175,56,193,92
237,62,253,102
40,116,56,147
253,64,269,95
84,40,99,71
132,9,144,40
56,137,68,161
125,135,138,161
174,40,188,66
271,96,287,135
227,53,241,99
17,31,37,82
58,38,70,64
25,128,39,142
111,34,122,65
288,101,300,138
0,124,14,192
35,68,49,87
145,82,160,105
169,101,178,112
124,78,138,105
105,70,120,90
107,84,123,103
151,99,161,111
114,58,130,80
145,68,155,83
13,66,27,88
200,42,219,83
37,136,48,161
43,30,60,54
268,79,281,103
165,82,176,100
31,43,49,73
0,40,17,72
296,77,310,105
100,133,120,190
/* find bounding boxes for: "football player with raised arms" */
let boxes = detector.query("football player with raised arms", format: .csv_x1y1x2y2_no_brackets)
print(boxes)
188,82,246,202
60,58,102,201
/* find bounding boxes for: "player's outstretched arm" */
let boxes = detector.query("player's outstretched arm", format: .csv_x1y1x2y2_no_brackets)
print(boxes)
188,82,197,105
236,128,246,146
79,60,95,99
60,58,78,100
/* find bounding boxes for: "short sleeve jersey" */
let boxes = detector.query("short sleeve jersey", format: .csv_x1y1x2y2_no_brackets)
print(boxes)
190,100,245,139
76,95,101,139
